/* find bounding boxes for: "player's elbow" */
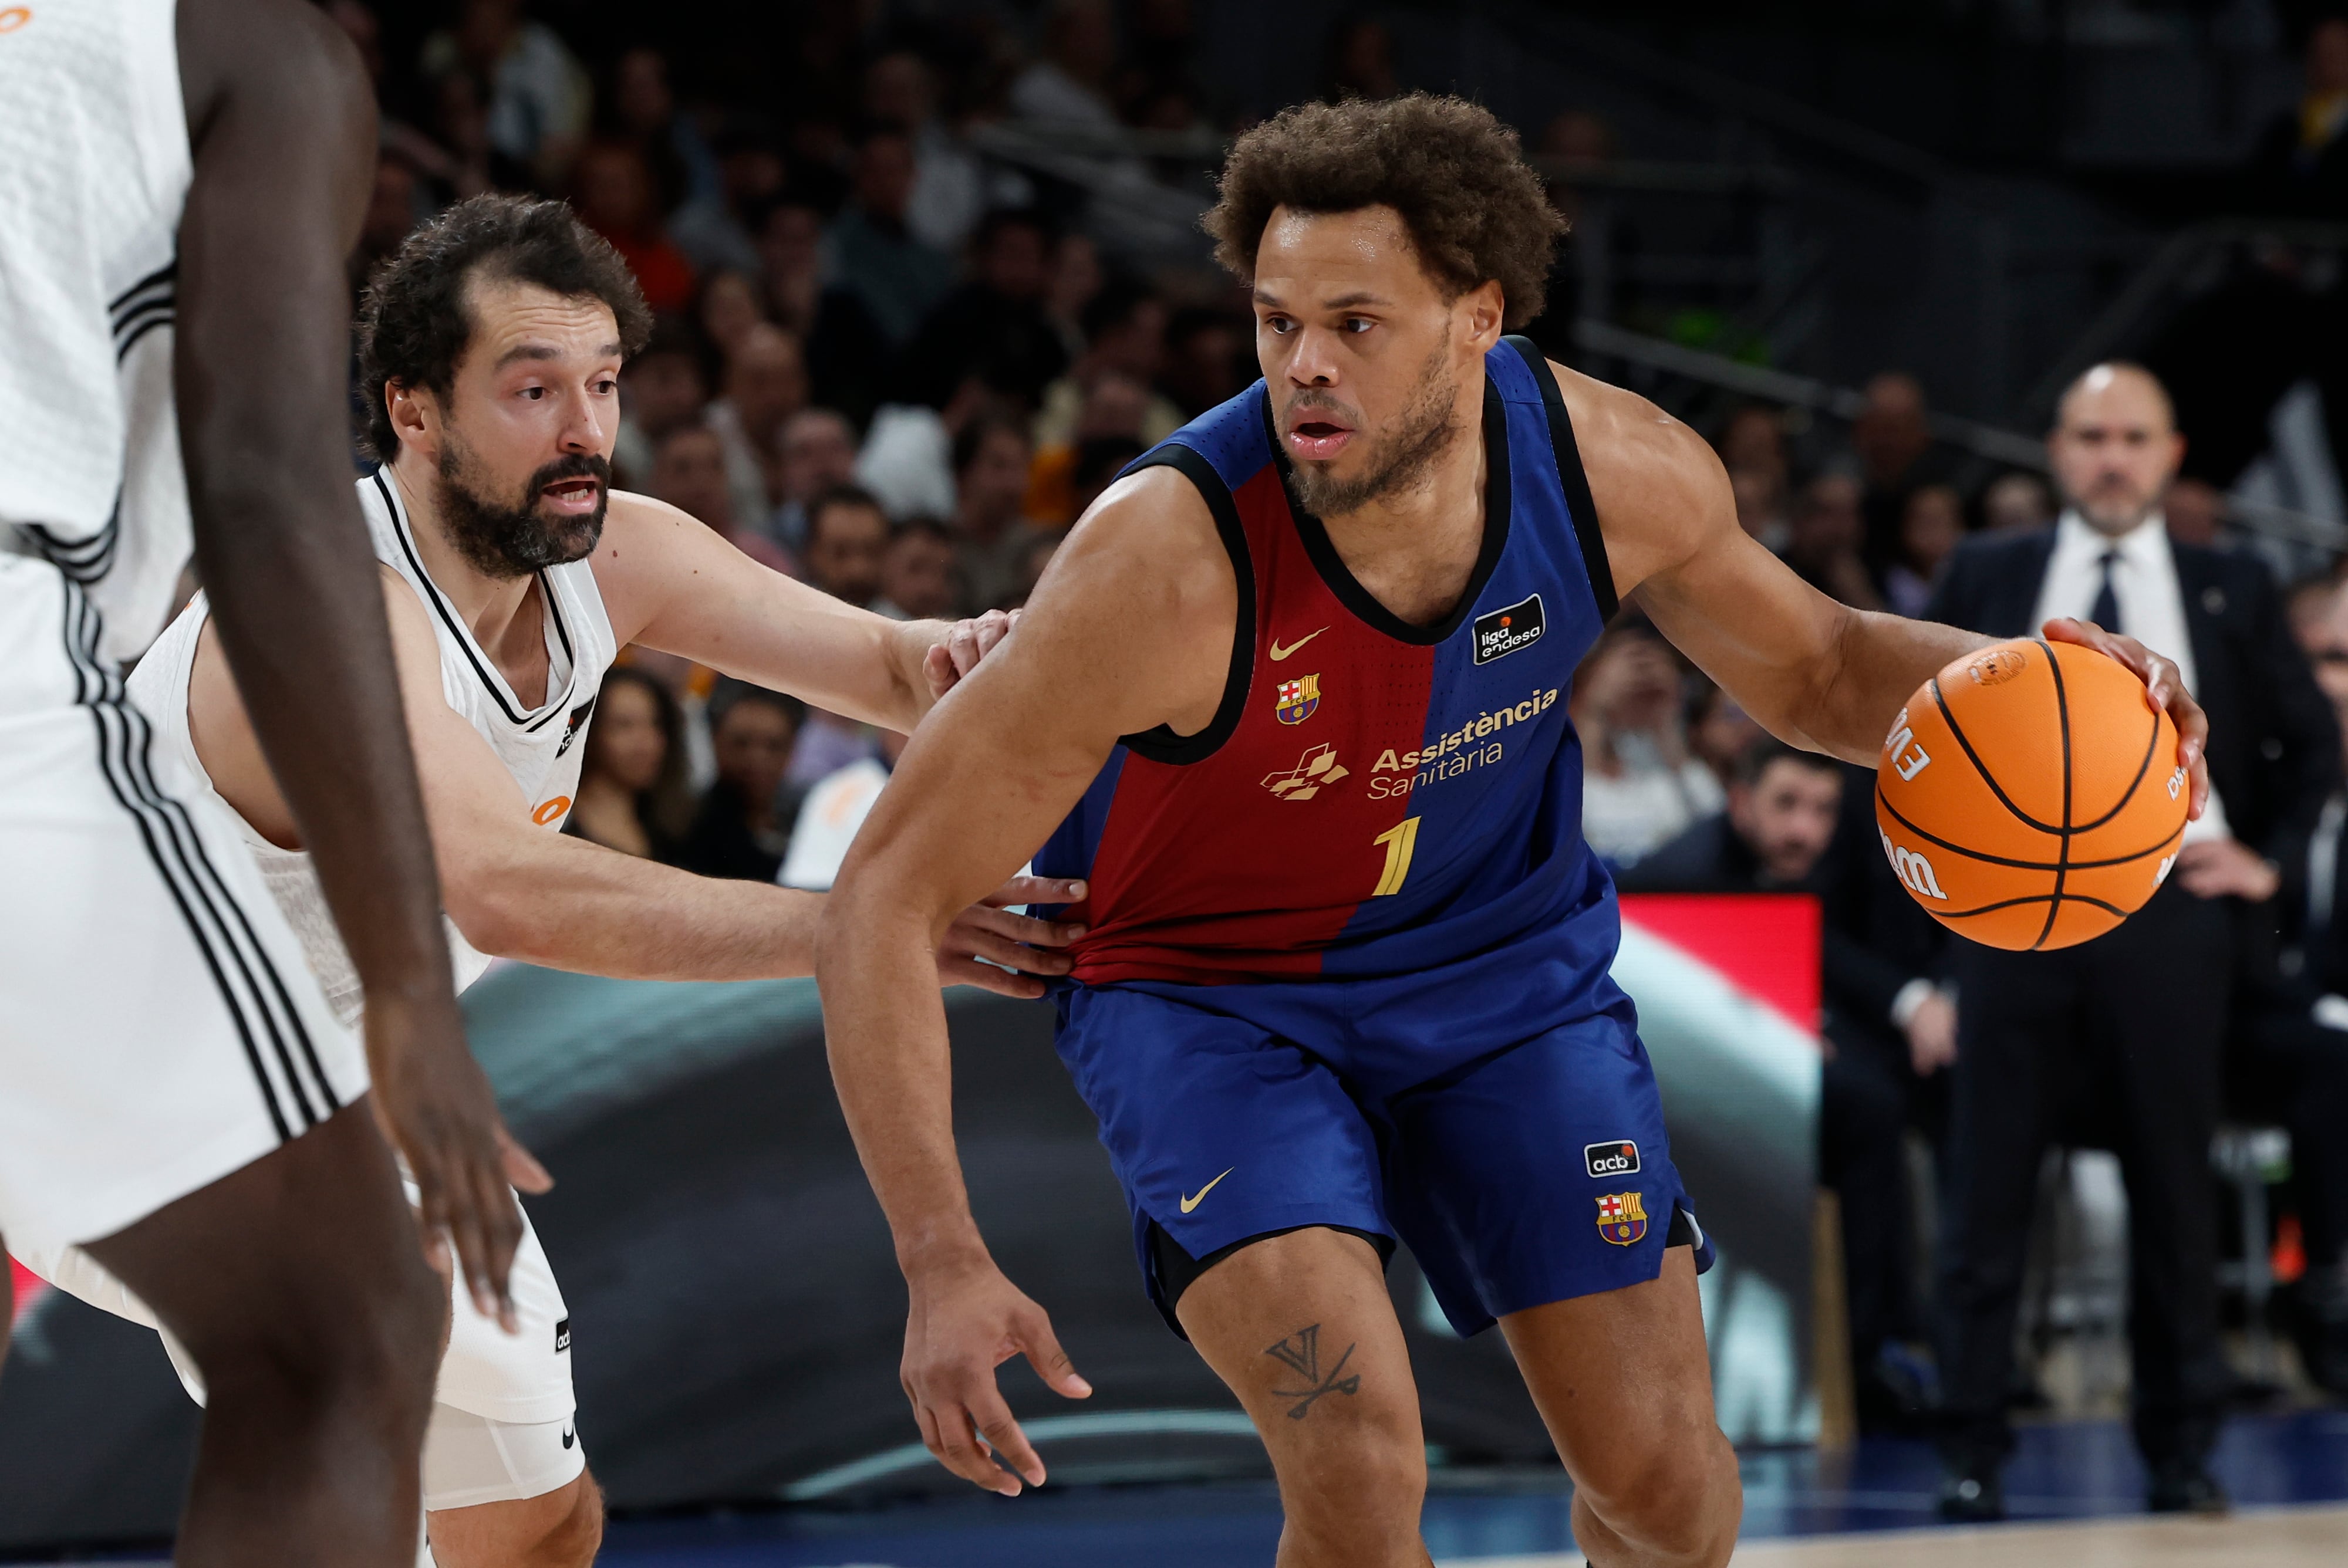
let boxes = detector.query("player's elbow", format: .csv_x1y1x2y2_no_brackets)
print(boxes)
442,857,554,964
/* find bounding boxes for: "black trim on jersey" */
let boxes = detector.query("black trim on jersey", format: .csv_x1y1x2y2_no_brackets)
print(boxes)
115,307,176,362
108,262,176,316
1501,334,1617,624
22,501,122,586
1116,442,1257,766
1267,377,1513,647
372,469,578,732
49,577,339,1144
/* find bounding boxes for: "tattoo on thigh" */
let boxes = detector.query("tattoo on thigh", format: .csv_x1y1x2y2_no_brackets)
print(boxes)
1264,1323,1361,1420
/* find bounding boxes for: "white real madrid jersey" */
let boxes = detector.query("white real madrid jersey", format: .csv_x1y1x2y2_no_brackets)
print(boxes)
0,0,196,663
125,469,619,1025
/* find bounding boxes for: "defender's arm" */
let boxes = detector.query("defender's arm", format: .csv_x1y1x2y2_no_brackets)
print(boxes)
1560,363,2209,812
590,494,973,734
816,467,1229,1496
176,0,530,1313
185,574,1076,991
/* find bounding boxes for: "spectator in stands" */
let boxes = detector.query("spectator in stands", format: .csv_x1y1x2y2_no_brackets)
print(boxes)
2231,573,2348,1399
1573,624,1723,866
872,519,962,621
424,63,525,201
573,141,699,313
758,200,888,425
1982,469,2056,534
801,485,889,609
613,319,709,490
779,728,910,891
952,415,1044,613
865,50,989,256
1012,527,1070,609
420,0,590,189
892,209,1069,411
563,666,691,861
1783,472,1885,610
1324,15,1401,102
1030,371,1159,523
1013,0,1124,129
353,153,424,286
1162,307,1253,418
1883,484,1964,617
706,323,807,536
648,425,794,577
678,682,805,884
1719,404,1792,523
607,46,718,215
669,119,788,281
774,409,860,550
1068,434,1148,524
1850,372,1952,578
1035,281,1184,451
2248,16,2348,217
1621,739,1950,1430
1924,363,2340,1519
1688,681,1765,792
826,127,955,346
694,269,770,373
1045,231,1106,361
2165,477,2227,549
1731,471,1790,553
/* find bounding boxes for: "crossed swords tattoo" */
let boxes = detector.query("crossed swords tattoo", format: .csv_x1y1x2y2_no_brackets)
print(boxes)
1264,1323,1362,1420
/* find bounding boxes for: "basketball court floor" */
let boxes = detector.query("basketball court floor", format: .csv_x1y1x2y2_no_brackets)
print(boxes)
598,1408,2348,1565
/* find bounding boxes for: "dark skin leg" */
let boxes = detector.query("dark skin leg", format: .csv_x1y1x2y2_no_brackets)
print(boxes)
1502,1248,1740,1568
83,1100,443,1567
1175,1229,1433,1568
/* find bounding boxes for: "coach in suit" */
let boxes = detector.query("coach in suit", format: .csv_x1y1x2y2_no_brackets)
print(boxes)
1921,364,2339,1519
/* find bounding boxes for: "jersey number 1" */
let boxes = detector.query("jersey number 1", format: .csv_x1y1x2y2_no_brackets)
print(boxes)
1371,817,1421,897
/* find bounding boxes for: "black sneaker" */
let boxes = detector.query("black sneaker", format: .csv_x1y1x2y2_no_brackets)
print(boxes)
2146,1461,2230,1516
1938,1468,2005,1522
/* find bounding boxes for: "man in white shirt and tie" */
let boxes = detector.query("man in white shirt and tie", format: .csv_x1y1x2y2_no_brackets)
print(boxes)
1922,363,2341,1520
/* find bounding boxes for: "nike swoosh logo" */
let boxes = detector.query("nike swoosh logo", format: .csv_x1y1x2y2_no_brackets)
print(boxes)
1269,628,1327,661
561,1425,576,1450
1180,1168,1235,1213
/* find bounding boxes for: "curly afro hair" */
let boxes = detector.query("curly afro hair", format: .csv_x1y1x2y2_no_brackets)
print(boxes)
1204,94,1564,329
357,194,653,461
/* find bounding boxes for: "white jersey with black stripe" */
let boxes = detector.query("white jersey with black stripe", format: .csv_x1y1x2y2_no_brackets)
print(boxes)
123,469,620,1027
0,0,195,663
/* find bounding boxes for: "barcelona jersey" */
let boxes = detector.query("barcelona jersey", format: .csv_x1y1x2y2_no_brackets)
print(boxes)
1037,336,1626,1026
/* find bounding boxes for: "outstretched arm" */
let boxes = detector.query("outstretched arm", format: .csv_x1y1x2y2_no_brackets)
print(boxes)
1562,362,2209,815
591,494,991,734
174,0,534,1319
183,575,1078,993
817,468,1231,1496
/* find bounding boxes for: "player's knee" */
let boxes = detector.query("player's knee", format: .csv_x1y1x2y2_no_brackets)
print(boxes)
1273,1402,1426,1535
203,1255,440,1430
1573,1408,1738,1563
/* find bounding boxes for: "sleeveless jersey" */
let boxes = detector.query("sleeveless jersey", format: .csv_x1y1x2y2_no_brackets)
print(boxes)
124,469,619,1026
1036,338,1624,1016
0,0,196,663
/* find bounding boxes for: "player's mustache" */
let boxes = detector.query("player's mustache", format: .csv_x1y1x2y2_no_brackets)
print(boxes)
1283,392,1364,428
527,453,610,501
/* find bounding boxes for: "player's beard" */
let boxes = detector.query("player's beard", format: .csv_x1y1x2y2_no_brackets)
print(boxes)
434,435,609,579
1286,333,1463,519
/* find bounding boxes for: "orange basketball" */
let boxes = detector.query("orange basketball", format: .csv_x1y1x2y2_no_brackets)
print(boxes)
1874,638,2189,952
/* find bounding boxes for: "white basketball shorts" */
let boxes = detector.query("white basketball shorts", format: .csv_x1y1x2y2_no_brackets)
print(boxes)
0,557,367,1259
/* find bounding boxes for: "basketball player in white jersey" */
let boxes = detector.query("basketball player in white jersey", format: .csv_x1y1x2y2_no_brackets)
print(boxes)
0,0,539,1561
22,192,1086,1565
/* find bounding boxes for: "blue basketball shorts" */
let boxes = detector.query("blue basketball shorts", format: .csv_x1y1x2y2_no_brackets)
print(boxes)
1051,976,1715,1339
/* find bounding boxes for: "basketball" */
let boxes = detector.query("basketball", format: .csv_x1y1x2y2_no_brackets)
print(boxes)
1875,638,2189,952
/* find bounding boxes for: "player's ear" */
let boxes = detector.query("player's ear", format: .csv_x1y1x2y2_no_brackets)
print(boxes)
1461,279,1505,353
387,380,433,452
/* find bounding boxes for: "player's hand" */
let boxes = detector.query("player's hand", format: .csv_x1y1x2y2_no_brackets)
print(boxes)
937,876,1087,996
1904,988,1959,1076
2042,617,2209,820
365,995,551,1333
2174,836,2281,903
902,1250,1091,1495
923,609,1021,700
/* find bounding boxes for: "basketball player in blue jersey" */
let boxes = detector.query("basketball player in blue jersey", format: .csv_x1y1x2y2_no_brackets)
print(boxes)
818,97,2211,1565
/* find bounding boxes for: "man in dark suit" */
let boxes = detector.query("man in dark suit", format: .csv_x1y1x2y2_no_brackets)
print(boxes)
1625,739,1952,1430
1921,364,2340,1519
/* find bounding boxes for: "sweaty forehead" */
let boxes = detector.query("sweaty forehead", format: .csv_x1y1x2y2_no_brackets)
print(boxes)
460,276,622,375
1254,204,1437,302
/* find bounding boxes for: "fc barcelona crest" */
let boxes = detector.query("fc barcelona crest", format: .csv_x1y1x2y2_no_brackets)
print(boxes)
1276,673,1321,725
1596,1191,1648,1246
